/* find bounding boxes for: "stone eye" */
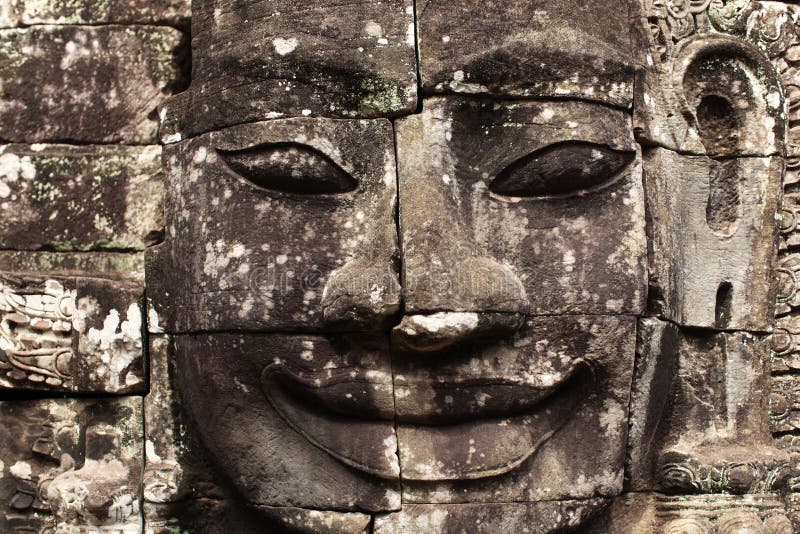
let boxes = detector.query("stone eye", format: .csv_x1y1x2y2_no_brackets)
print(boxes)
489,141,634,198
218,142,358,195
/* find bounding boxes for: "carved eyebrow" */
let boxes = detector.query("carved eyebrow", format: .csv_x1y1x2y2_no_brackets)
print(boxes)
489,141,634,198
217,142,358,195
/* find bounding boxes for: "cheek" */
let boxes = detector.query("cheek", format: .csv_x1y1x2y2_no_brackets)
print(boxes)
467,164,647,316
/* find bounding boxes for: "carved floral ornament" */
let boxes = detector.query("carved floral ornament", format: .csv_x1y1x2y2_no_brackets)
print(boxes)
0,279,74,388
648,0,799,55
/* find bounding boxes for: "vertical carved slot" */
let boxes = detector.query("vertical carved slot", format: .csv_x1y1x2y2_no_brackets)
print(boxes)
705,159,740,237
714,282,733,329
696,94,738,154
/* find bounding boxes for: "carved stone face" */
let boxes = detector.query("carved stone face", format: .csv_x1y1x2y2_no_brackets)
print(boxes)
147,0,792,530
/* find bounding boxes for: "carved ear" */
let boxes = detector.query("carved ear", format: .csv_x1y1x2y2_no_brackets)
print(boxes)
676,36,785,157
218,142,358,195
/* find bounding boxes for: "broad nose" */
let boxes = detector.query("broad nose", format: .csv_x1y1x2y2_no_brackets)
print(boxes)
394,154,528,353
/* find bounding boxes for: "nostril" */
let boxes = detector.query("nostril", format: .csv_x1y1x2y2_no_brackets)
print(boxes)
402,256,530,316
321,259,401,330
392,312,524,354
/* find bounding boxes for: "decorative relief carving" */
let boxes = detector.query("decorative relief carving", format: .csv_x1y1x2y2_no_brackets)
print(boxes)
659,453,789,494
655,494,793,534
0,398,143,533
0,278,75,388
0,276,145,394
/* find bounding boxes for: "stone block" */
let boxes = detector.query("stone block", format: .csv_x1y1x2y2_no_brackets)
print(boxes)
0,397,143,533
644,148,782,330
416,0,634,107
172,333,401,511
143,336,224,507
605,493,792,534
634,2,789,157
0,251,144,281
771,374,800,434
398,314,636,503
0,0,189,28
0,144,163,251
394,97,646,316
149,118,399,333
629,319,788,494
374,500,608,534
0,274,145,393
159,0,417,140
0,25,186,143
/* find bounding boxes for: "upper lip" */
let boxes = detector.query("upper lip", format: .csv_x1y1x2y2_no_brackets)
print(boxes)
392,358,590,424
264,354,589,424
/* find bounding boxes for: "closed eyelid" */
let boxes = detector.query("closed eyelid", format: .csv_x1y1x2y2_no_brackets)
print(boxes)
489,141,635,198
217,142,358,195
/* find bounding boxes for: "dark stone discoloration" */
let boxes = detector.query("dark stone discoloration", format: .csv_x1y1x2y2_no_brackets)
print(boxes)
0,144,164,251
159,0,417,141
0,25,186,143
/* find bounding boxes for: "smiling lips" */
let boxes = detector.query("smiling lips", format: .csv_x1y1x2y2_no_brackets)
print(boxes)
262,351,591,480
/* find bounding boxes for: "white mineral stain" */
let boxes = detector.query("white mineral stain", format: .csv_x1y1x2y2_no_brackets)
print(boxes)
193,147,207,163
84,302,143,391
10,461,31,479
385,488,402,509
405,312,479,334
145,440,161,462
273,37,298,56
233,377,251,393
365,21,383,37
163,132,182,144
60,40,91,69
600,399,625,440
562,250,576,272
0,153,36,182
